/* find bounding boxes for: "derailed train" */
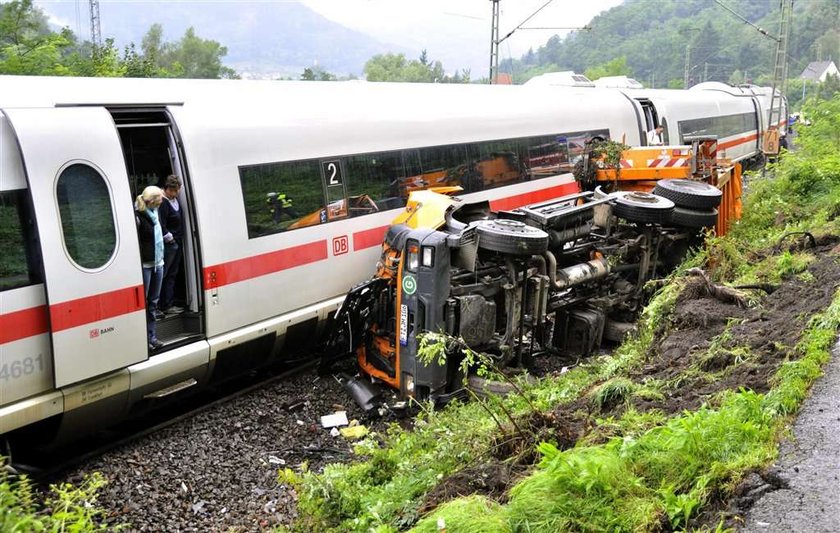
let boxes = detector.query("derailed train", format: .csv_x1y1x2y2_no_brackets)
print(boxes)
0,75,784,444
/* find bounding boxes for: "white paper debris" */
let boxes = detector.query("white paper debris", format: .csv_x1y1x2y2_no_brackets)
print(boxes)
320,410,349,428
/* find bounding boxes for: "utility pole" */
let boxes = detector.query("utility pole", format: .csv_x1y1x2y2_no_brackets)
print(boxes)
489,0,500,83
765,0,794,155
89,0,102,48
683,44,691,88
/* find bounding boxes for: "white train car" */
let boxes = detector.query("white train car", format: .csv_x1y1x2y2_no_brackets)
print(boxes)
0,76,645,443
622,82,787,162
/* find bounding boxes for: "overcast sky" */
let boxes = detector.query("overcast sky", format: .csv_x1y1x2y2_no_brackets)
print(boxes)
37,0,624,75
301,0,623,69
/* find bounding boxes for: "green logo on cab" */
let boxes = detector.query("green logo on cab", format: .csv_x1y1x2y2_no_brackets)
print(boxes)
402,275,417,295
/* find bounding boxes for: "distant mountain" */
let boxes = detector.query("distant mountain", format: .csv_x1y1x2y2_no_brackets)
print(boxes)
37,1,412,78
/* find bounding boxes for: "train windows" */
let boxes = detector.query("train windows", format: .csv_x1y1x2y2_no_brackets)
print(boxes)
239,129,612,237
0,190,38,291
344,150,407,214
679,112,757,142
240,160,325,238
414,144,472,192
523,135,571,179
56,164,117,270
469,138,526,191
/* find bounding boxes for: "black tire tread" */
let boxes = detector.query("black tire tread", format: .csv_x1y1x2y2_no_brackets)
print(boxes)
653,179,722,210
475,219,549,256
671,206,719,228
613,203,673,224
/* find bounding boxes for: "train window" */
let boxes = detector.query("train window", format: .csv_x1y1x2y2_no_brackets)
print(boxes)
344,150,407,214
679,112,756,142
240,160,326,238
522,135,571,179
414,144,471,192
469,138,526,192
0,190,38,291
56,164,117,270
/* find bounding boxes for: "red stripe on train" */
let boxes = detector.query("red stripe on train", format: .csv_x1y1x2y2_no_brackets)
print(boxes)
203,240,329,288
719,132,759,151
0,305,49,343
354,225,390,251
490,182,580,212
49,285,145,332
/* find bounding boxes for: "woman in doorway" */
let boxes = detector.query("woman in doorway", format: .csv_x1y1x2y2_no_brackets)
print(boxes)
136,186,165,351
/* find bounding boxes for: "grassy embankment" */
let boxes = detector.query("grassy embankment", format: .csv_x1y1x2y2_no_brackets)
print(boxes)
289,95,840,532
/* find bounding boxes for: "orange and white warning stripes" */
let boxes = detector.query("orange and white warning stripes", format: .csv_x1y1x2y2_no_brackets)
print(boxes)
646,157,688,168
619,159,633,169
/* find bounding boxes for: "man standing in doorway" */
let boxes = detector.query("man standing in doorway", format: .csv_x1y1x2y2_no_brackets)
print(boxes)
159,175,184,315
647,125,665,146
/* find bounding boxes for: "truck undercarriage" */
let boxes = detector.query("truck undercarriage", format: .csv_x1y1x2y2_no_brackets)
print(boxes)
322,142,737,406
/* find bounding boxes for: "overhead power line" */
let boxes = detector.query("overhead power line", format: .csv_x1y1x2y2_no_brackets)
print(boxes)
713,0,779,42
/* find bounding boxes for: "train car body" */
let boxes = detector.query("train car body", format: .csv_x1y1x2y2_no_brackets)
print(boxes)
622,82,787,162
0,76,784,443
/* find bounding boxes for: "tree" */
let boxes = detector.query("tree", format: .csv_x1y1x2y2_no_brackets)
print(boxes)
364,51,461,83
0,0,76,75
160,27,237,79
584,56,632,80
301,66,336,81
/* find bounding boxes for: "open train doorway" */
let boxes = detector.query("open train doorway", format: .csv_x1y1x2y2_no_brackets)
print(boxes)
110,108,204,351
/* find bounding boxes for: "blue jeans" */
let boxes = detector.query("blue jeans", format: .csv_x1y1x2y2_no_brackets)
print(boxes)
161,240,183,310
143,264,164,343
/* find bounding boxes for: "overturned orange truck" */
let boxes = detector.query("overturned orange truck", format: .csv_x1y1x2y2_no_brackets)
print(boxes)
323,137,743,405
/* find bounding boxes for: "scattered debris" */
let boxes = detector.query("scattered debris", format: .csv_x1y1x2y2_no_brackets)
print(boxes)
320,411,349,428
339,425,369,439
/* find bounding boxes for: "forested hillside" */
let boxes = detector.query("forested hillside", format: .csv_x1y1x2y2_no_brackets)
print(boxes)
506,0,839,88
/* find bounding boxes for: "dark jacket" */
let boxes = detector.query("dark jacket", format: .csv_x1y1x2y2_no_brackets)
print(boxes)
158,197,183,242
136,210,156,263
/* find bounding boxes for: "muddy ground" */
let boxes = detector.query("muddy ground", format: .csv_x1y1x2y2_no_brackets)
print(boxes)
422,238,840,526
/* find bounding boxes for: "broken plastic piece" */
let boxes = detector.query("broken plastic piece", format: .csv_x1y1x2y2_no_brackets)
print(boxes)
339,425,369,440
320,411,349,428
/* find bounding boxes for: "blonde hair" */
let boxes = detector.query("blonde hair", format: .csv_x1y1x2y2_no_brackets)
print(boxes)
135,186,163,212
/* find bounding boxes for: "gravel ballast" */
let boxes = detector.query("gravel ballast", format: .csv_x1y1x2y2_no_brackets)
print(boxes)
59,369,386,531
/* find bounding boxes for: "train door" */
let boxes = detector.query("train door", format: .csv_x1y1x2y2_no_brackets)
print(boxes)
3,107,148,388
110,108,204,350
635,98,660,144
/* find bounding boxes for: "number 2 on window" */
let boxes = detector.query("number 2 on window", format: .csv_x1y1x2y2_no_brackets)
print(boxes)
323,160,343,187
327,163,338,185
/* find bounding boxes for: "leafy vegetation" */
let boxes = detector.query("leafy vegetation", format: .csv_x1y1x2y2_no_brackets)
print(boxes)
293,96,840,531
364,50,471,83
0,0,236,78
506,0,838,90
0,460,113,531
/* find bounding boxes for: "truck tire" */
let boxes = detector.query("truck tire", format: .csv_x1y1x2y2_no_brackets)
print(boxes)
612,192,674,225
467,375,515,398
653,179,722,209
671,206,719,228
475,219,549,256
603,320,636,343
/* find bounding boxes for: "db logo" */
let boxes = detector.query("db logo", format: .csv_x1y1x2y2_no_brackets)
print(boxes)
332,235,349,256
89,328,100,339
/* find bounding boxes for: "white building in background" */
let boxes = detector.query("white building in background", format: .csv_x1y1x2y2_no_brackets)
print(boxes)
800,60,839,82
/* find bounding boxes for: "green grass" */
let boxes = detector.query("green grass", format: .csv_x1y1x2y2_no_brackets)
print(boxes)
0,460,114,531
